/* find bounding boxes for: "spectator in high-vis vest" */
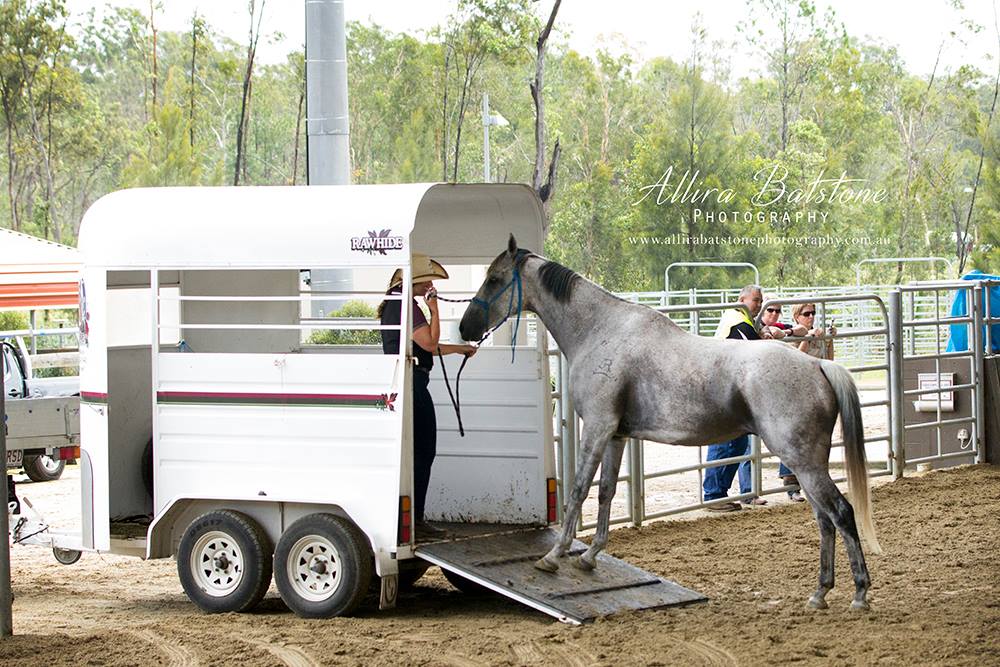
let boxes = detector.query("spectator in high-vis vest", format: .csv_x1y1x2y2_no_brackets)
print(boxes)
703,284,770,512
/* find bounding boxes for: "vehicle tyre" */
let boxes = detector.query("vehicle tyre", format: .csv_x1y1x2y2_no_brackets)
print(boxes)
442,568,493,595
398,560,431,590
274,513,373,619
52,547,82,565
23,455,65,483
177,510,272,614
141,438,153,499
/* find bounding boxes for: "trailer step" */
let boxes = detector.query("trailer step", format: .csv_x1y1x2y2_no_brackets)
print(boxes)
415,527,705,624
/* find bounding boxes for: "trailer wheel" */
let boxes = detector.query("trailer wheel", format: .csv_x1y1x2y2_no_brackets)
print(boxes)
442,568,492,595
52,547,81,565
177,510,272,614
24,455,65,483
274,513,373,618
398,560,431,590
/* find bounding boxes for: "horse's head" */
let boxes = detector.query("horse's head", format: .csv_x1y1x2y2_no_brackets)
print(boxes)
459,234,527,342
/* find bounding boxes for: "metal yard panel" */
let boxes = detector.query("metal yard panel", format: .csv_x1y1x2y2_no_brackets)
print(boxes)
427,344,553,525
416,528,705,624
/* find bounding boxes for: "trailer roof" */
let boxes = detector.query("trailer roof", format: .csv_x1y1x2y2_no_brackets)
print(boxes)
78,184,545,268
0,229,80,310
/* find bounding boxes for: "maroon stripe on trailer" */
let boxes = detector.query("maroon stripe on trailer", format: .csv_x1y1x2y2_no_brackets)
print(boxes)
80,391,108,403
155,390,397,410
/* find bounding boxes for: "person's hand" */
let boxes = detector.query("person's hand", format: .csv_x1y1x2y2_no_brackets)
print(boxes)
828,325,838,337
424,287,439,314
810,327,824,337
459,344,477,357
761,329,774,340
790,323,808,337
768,326,786,339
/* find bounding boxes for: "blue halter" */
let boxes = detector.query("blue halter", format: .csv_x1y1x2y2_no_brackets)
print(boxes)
470,265,523,362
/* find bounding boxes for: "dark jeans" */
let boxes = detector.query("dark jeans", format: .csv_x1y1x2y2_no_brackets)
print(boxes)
412,370,437,522
703,434,752,501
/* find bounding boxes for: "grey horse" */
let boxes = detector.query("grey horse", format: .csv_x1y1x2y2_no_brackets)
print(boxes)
459,235,882,611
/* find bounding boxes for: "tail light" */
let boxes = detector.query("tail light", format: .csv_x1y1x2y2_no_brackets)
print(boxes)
58,446,80,461
399,495,412,544
546,478,558,523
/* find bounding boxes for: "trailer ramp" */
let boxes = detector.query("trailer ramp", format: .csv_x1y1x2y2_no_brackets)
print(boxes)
415,527,705,624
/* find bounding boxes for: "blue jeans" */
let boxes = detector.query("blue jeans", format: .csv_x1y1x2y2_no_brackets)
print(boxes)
778,462,793,477
703,434,752,501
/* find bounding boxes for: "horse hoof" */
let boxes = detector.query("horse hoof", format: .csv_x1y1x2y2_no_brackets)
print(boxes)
534,556,559,573
807,596,828,610
850,600,870,612
573,556,596,571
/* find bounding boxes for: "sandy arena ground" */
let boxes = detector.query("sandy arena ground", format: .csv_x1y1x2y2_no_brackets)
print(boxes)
0,462,997,666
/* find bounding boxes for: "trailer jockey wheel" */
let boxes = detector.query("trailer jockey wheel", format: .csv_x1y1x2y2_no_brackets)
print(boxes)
177,510,272,614
274,513,373,619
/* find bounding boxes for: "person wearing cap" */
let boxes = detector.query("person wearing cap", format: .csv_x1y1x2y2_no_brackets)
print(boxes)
378,253,477,540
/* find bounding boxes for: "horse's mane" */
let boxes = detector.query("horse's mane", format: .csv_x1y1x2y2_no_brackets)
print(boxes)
536,259,579,303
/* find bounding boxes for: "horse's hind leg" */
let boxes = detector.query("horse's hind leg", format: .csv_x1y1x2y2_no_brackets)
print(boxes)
808,510,836,609
576,436,626,571
536,421,617,573
798,470,872,611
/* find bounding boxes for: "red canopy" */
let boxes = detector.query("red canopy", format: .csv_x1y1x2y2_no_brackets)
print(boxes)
0,229,80,310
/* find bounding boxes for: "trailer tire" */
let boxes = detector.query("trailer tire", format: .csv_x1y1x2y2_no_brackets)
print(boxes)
442,568,493,596
52,547,82,565
274,513,373,618
23,455,65,482
177,510,272,614
398,560,431,590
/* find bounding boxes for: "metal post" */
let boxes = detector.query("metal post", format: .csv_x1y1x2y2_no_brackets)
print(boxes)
560,353,576,522
0,346,13,636
972,284,986,464
888,290,905,478
482,93,491,183
750,434,762,497
305,0,352,314
628,437,644,527
28,311,36,355
689,288,699,335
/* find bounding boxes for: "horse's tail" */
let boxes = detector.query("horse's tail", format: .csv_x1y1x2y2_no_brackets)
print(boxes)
819,360,882,555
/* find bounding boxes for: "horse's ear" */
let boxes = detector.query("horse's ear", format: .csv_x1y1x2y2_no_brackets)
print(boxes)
507,234,518,256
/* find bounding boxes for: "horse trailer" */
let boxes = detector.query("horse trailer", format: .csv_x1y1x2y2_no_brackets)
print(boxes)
67,183,701,623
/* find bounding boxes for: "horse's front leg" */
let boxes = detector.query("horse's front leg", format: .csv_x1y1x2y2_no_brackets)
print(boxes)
576,436,626,571
535,421,617,573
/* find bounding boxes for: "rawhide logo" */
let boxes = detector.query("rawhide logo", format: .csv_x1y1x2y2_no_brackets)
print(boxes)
351,229,404,255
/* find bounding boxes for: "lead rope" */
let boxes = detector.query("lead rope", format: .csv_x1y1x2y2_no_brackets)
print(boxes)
431,267,522,438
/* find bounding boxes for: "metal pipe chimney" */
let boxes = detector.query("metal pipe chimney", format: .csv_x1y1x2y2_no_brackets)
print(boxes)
305,0,350,185
305,0,351,315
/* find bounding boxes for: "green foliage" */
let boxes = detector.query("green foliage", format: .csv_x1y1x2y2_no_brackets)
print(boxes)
1,0,999,291
307,301,381,346
0,311,29,332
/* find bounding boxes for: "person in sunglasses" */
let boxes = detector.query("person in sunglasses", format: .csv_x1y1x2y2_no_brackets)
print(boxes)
790,303,836,360
759,301,808,339
703,284,772,511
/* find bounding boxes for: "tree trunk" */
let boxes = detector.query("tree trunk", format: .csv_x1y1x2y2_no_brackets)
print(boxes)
18,57,57,241
189,13,198,148
531,0,562,235
234,1,265,186
441,46,451,182
4,116,17,231
150,0,158,113
291,87,304,185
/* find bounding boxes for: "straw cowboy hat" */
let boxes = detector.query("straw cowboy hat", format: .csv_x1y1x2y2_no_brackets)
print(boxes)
389,253,449,288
